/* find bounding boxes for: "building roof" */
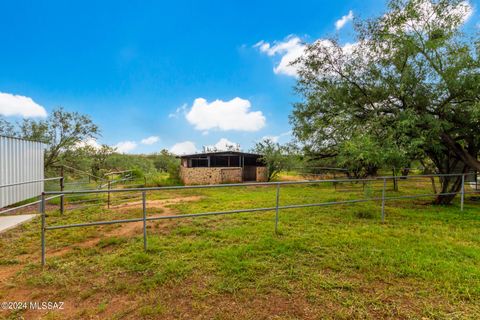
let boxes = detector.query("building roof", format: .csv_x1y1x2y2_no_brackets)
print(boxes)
178,151,262,158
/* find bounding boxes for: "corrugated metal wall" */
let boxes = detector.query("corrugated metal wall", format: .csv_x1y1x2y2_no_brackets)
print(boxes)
0,136,45,208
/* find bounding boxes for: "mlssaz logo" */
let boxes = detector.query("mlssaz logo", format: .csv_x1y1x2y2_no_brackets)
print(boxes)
29,301,65,310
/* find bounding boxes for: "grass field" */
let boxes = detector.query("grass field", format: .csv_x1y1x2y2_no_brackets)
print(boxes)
1,178,479,319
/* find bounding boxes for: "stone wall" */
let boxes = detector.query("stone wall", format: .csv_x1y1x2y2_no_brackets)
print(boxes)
180,167,242,185
220,168,243,183
180,166,267,185
256,167,268,182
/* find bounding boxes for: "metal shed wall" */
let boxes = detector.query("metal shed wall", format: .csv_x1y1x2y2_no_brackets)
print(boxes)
0,136,45,208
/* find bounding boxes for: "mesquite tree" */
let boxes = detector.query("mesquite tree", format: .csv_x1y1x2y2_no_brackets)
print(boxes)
17,108,99,169
291,0,480,204
252,139,299,181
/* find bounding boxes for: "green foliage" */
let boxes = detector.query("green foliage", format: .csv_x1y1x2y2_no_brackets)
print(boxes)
146,149,181,181
105,154,156,176
337,135,383,178
130,168,145,179
144,172,181,187
59,144,115,179
148,150,180,172
337,134,410,178
291,0,480,203
18,108,99,169
252,139,300,181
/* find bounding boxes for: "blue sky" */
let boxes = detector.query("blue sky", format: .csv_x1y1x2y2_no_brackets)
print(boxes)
0,0,478,154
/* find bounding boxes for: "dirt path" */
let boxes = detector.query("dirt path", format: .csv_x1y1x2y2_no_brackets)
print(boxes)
46,195,203,257
0,196,202,283
108,195,202,210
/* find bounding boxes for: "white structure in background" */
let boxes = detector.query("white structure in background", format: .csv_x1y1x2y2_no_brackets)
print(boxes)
0,136,45,208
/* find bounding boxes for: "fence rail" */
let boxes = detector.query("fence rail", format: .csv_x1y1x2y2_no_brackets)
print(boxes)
0,177,64,216
0,177,62,189
43,172,477,196
0,165,140,215
37,172,479,266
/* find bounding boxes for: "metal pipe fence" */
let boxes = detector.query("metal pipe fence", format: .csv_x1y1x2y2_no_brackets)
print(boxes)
37,172,479,267
0,170,140,215
0,177,63,215
59,164,107,183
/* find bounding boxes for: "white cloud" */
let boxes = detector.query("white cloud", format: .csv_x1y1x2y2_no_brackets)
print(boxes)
261,131,292,143
185,97,266,132
170,141,197,155
256,36,359,77
335,10,354,30
214,138,237,150
168,103,188,119
141,136,159,145
254,36,306,77
114,141,137,153
0,92,47,118
261,135,280,143
75,138,102,150
204,138,239,151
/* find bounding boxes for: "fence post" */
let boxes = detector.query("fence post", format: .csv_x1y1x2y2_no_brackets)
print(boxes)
37,195,42,213
275,183,280,234
381,178,386,222
107,181,111,209
142,191,147,251
461,174,465,212
41,193,46,267
60,166,65,215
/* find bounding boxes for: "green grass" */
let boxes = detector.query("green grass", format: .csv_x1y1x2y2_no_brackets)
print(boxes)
0,179,479,319
144,171,182,187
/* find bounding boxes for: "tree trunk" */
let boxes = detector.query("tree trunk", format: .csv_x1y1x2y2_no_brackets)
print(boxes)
392,168,398,191
434,174,464,205
401,167,410,179
441,133,480,171
426,146,470,205
430,177,437,194
366,166,378,177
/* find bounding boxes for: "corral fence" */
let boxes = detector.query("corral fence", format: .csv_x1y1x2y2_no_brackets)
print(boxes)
38,172,479,267
0,177,64,215
0,166,140,216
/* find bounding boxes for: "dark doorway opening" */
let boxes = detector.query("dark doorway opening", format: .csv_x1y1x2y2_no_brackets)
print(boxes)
243,166,256,181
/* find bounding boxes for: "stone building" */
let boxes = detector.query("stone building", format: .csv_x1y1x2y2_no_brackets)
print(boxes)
178,151,268,185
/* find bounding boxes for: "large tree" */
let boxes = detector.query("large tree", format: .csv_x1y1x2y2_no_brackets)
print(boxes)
252,139,299,181
291,0,480,204
6,108,99,169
